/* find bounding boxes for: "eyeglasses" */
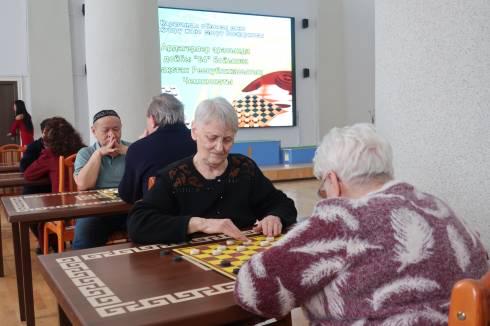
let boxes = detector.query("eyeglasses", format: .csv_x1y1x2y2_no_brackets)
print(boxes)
317,172,341,199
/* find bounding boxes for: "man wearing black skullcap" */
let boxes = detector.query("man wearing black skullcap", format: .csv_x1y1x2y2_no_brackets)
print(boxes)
72,110,130,249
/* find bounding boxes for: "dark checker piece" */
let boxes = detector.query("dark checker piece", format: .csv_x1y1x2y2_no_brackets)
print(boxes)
160,249,171,256
220,260,231,267
173,255,183,262
233,268,240,274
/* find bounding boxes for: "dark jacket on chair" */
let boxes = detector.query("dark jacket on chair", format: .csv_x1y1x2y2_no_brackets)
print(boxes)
118,123,196,204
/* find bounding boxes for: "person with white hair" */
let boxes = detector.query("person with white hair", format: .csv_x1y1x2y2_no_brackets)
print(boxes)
234,123,487,325
127,97,297,244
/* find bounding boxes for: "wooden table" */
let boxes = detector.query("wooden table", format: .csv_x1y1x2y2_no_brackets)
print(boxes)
0,190,132,326
0,173,50,277
0,163,20,173
261,163,314,182
38,237,288,326
0,172,49,188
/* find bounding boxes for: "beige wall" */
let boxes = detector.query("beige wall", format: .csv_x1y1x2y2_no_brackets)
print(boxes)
317,0,375,138
376,0,490,249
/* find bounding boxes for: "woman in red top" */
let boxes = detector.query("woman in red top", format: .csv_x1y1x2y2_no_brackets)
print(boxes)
7,100,34,146
24,117,85,251
24,117,85,192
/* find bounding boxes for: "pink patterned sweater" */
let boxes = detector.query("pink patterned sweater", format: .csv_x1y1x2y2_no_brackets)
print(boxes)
234,181,488,325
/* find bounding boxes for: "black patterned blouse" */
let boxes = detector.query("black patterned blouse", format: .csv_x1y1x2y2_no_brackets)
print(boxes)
128,154,297,244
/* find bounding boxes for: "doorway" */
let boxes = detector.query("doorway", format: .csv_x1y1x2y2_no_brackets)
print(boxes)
0,81,19,145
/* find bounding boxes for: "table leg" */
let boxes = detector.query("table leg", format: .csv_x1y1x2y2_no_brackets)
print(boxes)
12,222,26,321
58,305,72,326
0,212,4,277
20,223,35,326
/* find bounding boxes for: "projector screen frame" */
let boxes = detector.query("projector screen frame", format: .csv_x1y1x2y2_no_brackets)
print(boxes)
158,6,297,128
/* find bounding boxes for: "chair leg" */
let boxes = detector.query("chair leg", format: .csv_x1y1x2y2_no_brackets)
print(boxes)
58,235,64,253
43,226,49,255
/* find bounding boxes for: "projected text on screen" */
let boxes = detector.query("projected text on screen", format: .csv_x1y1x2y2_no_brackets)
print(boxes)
158,7,296,128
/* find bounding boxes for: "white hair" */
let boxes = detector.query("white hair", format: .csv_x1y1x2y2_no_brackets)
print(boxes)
147,94,185,127
193,97,239,133
313,123,394,184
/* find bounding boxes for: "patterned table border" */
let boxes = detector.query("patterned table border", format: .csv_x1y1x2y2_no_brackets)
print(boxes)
54,230,261,319
56,256,234,318
79,229,260,261
9,196,122,213
20,188,115,198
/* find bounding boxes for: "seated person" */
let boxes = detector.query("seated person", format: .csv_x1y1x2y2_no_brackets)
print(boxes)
20,118,52,250
23,117,85,250
73,110,130,249
234,123,488,325
20,118,52,195
119,94,196,203
128,97,297,244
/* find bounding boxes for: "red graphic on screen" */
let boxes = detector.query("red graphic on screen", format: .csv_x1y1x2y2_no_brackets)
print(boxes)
232,71,293,128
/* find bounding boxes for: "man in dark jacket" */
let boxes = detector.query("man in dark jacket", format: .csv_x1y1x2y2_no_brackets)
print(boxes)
118,94,196,203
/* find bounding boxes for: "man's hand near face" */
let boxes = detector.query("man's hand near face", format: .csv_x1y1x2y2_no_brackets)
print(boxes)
98,137,127,158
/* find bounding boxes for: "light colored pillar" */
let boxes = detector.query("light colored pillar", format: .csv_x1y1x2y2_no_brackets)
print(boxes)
84,0,160,142
376,1,490,248
28,0,75,132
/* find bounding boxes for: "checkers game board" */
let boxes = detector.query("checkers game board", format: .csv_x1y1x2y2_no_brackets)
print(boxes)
173,234,282,280
97,188,119,200
232,95,286,128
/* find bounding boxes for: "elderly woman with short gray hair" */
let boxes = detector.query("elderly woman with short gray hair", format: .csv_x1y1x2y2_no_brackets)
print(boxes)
127,97,297,243
234,123,487,325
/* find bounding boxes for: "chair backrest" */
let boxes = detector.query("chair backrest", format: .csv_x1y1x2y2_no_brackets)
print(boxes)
0,144,25,164
448,270,490,326
58,154,78,193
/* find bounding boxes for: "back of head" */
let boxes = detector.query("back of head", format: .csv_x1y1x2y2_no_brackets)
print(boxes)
314,123,394,184
40,118,51,132
14,100,33,131
147,94,185,127
193,97,238,133
44,117,85,157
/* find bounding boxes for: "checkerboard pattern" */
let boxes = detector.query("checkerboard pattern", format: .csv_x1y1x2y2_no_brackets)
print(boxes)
232,95,286,128
173,234,282,280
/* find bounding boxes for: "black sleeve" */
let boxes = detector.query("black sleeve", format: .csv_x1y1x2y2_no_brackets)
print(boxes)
19,140,42,172
118,145,142,204
250,162,297,228
127,173,192,244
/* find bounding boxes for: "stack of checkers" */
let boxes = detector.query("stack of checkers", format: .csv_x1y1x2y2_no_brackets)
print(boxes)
173,234,281,280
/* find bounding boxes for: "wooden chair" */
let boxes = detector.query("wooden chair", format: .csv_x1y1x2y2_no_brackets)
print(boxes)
0,144,25,164
43,154,77,254
0,144,25,195
448,270,490,326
